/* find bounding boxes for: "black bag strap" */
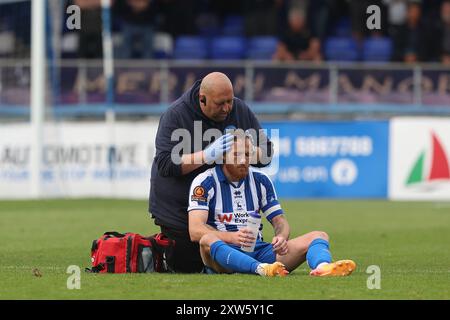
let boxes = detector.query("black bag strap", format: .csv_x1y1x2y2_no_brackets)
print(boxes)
146,234,176,273
148,236,162,254
85,263,105,273
91,240,98,252
103,231,127,238
106,256,115,273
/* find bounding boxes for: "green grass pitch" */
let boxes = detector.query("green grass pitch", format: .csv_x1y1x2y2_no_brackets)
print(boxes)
0,199,449,300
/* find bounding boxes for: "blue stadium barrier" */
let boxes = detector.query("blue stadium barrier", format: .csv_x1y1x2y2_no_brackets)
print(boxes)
2,103,450,118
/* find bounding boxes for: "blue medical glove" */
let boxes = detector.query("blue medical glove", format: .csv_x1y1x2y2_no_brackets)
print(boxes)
203,133,234,164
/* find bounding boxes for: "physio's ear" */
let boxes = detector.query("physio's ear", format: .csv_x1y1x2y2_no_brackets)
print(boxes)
200,95,207,106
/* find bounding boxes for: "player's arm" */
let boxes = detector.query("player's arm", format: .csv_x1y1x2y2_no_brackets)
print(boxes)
270,215,290,256
187,175,236,243
257,171,289,254
181,133,234,175
271,215,290,240
188,210,240,244
154,110,187,177
154,110,212,177
180,152,204,175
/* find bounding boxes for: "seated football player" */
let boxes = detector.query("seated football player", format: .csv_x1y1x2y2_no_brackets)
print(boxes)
187,131,356,277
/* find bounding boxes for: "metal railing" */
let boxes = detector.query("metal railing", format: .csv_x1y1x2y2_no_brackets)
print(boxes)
1,59,449,118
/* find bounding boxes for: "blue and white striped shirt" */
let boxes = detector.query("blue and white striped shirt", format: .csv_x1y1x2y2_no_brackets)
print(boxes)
188,166,283,240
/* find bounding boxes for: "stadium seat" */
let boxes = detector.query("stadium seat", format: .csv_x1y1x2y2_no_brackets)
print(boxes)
362,37,393,62
173,36,209,60
61,32,79,59
221,15,244,36
324,37,359,61
0,32,16,56
196,13,221,38
210,36,246,60
153,32,173,59
246,36,278,60
333,17,352,37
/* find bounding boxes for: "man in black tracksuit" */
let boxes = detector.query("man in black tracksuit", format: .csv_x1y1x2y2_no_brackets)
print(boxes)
149,72,273,273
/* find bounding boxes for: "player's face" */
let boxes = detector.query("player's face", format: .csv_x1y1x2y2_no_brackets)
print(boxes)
224,139,251,180
203,87,234,122
407,4,421,23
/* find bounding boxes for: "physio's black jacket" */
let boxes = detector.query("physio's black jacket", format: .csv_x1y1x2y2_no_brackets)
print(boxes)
149,79,273,231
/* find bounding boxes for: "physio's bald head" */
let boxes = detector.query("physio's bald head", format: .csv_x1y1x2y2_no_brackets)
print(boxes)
199,72,234,122
200,72,233,95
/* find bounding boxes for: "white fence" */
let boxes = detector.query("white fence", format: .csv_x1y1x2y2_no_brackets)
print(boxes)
0,120,158,199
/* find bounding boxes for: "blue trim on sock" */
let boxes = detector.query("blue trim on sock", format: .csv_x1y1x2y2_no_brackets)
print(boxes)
306,238,332,270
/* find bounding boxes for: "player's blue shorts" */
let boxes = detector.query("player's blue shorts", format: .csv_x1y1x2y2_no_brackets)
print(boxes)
230,240,277,263
203,240,276,274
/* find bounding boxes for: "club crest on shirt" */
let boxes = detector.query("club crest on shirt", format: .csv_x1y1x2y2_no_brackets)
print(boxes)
191,186,207,202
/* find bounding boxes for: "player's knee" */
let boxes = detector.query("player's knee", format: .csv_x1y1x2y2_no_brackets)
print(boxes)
312,230,329,241
199,233,218,248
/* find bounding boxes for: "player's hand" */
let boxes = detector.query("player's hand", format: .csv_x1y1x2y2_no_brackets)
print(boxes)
203,133,234,164
234,228,256,247
272,236,288,255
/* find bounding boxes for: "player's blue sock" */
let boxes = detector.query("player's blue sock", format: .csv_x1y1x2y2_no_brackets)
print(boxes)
306,238,332,269
210,240,260,274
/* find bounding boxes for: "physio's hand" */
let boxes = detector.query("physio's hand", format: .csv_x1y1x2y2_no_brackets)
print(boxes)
244,130,256,151
203,133,234,164
245,131,258,163
271,236,288,255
